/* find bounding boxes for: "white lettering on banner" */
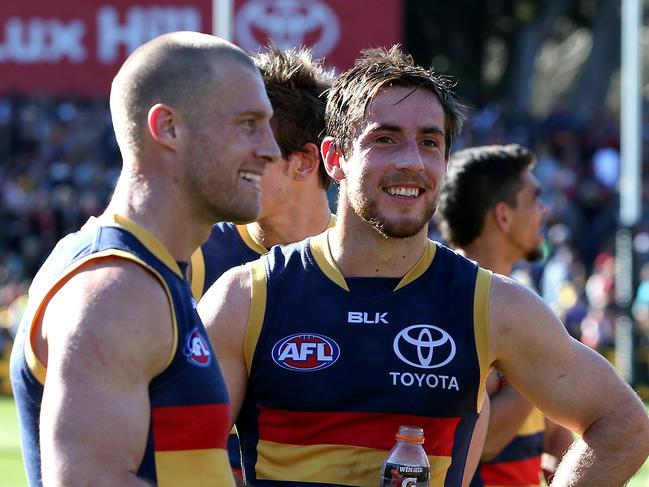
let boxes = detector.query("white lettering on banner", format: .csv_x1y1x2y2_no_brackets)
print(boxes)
0,17,86,63
97,6,201,64
389,371,460,391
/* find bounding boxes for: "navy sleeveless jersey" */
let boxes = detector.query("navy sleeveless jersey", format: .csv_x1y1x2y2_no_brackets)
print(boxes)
190,222,266,300
237,231,492,487
10,214,234,487
190,219,336,300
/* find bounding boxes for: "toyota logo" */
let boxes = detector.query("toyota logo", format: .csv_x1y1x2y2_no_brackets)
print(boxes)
235,0,341,59
393,324,456,369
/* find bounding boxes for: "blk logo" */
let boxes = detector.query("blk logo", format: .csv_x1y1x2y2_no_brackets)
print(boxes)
272,333,340,372
347,311,388,324
393,324,456,369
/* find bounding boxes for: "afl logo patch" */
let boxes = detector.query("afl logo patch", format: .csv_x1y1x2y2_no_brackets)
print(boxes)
184,327,212,367
272,333,340,372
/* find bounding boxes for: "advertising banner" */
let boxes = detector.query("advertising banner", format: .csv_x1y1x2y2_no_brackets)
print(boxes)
0,0,401,96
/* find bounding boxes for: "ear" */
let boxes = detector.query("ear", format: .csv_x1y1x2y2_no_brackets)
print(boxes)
491,202,512,233
147,103,180,151
321,136,346,182
290,142,320,181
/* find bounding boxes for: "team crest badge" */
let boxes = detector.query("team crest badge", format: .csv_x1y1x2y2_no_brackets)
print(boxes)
184,327,212,367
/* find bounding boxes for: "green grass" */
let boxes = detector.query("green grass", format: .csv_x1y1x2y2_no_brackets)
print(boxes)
0,396,647,486
0,396,27,487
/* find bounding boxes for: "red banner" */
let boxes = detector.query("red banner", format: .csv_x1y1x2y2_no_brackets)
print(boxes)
0,0,401,96
232,0,402,73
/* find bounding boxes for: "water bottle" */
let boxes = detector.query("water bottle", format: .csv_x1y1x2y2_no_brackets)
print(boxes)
379,425,430,487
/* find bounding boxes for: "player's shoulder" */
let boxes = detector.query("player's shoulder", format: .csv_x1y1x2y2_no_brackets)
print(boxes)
61,257,173,315
44,257,176,371
488,271,553,335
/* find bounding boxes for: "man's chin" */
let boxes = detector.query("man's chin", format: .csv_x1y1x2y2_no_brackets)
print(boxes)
218,203,260,225
370,217,428,239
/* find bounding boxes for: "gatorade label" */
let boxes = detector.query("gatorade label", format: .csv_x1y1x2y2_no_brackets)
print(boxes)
380,462,430,487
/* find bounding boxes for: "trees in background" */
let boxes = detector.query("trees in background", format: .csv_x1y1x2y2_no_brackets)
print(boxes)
405,0,630,120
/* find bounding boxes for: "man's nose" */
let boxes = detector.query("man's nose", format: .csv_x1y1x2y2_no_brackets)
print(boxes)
257,124,282,164
394,139,425,171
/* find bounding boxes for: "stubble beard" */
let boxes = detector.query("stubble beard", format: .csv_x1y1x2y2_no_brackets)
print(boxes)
187,147,260,225
346,183,436,239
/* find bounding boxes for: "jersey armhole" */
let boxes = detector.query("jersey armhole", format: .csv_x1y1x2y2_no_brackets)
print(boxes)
25,251,179,385
474,267,492,412
243,260,267,375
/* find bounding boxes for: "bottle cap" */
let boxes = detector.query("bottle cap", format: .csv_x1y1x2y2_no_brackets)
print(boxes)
396,425,425,444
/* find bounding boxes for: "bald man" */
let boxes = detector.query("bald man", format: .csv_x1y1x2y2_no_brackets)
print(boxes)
10,31,280,487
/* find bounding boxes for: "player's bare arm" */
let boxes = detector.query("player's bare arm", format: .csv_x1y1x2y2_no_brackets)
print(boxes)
488,273,649,486
198,265,252,422
480,371,535,461
39,260,174,486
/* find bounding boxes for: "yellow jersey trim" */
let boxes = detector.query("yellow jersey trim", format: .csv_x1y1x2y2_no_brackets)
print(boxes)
326,214,337,230
255,440,451,486
25,250,179,385
154,447,235,487
394,241,437,291
309,232,436,293
474,267,492,412
105,214,183,279
309,231,349,291
518,407,545,436
239,224,268,255
240,214,336,256
244,260,267,375
190,247,206,300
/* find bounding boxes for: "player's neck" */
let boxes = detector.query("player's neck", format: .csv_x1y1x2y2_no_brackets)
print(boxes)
250,191,331,248
460,235,516,276
327,209,429,278
106,172,210,263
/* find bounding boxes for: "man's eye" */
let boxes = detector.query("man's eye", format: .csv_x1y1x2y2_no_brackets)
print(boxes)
243,120,256,131
421,139,439,147
375,136,393,143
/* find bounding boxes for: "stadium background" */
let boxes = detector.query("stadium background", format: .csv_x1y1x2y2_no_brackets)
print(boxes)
0,0,648,485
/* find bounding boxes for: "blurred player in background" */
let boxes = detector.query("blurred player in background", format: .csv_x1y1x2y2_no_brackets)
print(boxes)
10,31,279,486
435,144,575,486
189,44,335,483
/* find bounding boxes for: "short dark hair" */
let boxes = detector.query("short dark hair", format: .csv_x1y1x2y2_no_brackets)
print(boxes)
252,44,334,190
110,32,256,156
435,144,536,247
325,45,466,160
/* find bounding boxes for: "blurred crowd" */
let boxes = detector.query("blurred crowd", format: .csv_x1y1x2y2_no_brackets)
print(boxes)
0,96,121,393
1,95,649,391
